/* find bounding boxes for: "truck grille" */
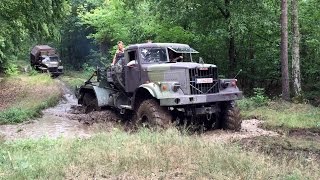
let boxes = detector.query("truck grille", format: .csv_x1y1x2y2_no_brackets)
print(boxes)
48,67,58,72
189,67,219,94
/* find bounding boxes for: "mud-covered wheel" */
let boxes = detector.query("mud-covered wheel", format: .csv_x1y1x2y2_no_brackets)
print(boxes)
220,101,242,131
83,93,99,113
135,99,172,130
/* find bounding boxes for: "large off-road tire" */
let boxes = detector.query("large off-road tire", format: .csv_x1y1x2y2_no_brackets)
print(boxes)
83,92,99,113
220,101,242,131
135,99,172,130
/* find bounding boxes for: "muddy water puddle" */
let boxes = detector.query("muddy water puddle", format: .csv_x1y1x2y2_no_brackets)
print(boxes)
0,83,114,141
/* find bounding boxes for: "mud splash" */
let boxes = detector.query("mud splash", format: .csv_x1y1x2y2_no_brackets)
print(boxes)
0,81,117,141
201,119,278,143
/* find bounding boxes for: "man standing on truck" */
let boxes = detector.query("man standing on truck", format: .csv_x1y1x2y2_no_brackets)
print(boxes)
111,41,125,65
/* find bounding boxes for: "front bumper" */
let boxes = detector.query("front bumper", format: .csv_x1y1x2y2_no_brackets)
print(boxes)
49,66,63,76
160,91,243,106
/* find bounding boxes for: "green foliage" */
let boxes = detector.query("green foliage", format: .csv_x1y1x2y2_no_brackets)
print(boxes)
0,75,60,124
0,0,319,101
82,63,96,76
238,88,269,111
0,95,59,125
4,62,19,76
237,98,255,111
74,0,320,101
0,0,68,74
250,88,269,107
27,69,39,76
0,108,31,124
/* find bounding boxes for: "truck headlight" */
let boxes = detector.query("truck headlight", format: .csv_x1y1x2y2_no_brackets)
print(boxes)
221,79,237,89
161,83,168,91
159,82,180,92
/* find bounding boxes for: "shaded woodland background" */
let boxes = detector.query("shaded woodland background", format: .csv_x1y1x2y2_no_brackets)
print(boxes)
0,0,319,101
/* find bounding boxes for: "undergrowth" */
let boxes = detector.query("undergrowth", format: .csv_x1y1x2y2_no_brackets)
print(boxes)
60,70,92,91
238,92,320,130
0,74,61,124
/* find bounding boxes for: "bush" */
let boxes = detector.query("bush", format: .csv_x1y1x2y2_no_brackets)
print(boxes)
237,98,255,111
4,62,19,76
238,88,269,111
250,88,269,107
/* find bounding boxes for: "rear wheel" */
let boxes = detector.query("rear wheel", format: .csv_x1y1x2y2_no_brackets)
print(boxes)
83,92,99,113
135,99,172,130
220,101,242,131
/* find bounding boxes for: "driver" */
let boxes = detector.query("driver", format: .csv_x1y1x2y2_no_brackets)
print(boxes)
111,41,125,65
168,49,183,62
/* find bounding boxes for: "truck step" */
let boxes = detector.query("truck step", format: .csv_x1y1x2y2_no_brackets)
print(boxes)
120,105,132,110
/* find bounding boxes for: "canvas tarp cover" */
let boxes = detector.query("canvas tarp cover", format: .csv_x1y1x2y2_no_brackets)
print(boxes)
31,45,55,56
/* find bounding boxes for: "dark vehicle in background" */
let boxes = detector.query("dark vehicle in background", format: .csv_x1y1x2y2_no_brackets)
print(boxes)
30,45,63,76
76,43,243,131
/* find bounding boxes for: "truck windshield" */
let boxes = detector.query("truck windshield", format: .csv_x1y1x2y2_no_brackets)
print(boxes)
140,48,168,63
49,56,59,62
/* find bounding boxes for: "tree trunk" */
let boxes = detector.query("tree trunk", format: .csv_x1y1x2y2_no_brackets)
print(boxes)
280,0,290,101
292,0,302,97
228,26,236,77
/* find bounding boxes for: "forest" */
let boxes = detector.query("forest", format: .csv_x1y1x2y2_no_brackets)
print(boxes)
0,0,319,102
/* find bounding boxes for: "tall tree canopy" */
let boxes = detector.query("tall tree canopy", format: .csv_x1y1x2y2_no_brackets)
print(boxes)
1,0,320,102
0,0,68,73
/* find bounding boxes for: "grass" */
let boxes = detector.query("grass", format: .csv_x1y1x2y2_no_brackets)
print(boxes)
0,74,61,124
238,98,320,130
0,129,319,179
59,70,92,91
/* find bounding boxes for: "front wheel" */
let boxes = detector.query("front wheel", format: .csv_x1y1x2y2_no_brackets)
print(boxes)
135,99,172,130
83,93,99,113
220,101,242,131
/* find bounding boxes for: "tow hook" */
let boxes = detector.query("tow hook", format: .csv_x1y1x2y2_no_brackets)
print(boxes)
205,108,212,120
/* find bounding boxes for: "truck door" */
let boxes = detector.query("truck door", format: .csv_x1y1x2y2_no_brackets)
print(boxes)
125,50,141,92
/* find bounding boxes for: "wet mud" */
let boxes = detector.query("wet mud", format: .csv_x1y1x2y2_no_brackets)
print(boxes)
0,81,119,141
238,127,320,162
201,119,278,143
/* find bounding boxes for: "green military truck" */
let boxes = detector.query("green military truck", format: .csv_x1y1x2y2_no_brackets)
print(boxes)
76,43,243,130
30,45,63,76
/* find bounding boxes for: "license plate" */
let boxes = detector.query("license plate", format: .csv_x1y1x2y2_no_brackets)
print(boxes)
196,78,213,84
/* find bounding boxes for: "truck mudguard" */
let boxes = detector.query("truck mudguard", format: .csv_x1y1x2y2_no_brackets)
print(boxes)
93,86,111,107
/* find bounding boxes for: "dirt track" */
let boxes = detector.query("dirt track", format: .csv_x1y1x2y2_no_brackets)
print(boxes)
0,81,278,142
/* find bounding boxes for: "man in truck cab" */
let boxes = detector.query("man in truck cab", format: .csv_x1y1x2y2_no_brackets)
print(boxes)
168,48,183,62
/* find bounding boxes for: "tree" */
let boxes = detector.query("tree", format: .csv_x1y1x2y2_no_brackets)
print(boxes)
0,0,68,73
280,0,290,100
292,0,302,97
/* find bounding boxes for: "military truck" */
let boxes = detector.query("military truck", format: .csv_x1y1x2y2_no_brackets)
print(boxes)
76,43,243,130
30,45,63,76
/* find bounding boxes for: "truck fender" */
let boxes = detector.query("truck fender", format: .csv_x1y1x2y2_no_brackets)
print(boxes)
92,86,111,107
138,83,161,99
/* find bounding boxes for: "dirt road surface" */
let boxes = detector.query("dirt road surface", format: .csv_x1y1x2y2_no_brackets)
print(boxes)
0,81,278,142
0,81,104,141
